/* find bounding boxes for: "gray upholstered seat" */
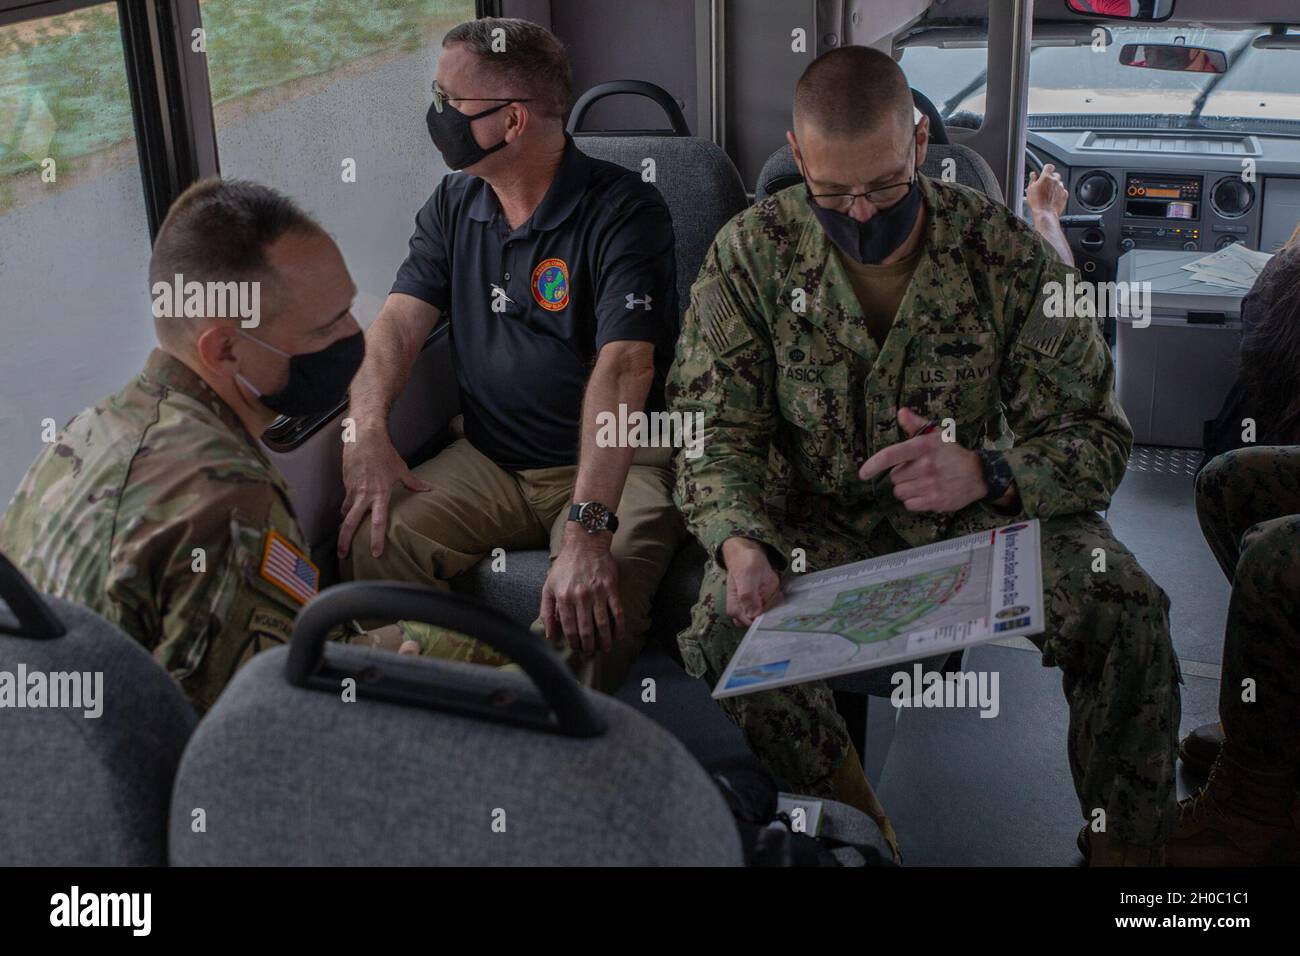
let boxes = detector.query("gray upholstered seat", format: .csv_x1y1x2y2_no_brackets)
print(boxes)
0,591,196,866
575,133,748,314
753,141,1005,205
169,641,743,866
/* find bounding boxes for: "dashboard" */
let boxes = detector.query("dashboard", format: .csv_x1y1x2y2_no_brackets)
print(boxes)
1025,129,1300,282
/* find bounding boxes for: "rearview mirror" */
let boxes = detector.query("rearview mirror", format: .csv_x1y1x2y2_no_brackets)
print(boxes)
1063,0,1174,22
1119,43,1227,74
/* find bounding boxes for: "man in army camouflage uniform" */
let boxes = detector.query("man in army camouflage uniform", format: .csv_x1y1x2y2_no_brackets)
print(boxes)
667,47,1180,864
1165,446,1300,864
0,179,385,714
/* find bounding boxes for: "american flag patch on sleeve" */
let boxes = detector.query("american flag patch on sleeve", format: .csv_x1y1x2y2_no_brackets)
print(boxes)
694,279,747,355
259,529,319,605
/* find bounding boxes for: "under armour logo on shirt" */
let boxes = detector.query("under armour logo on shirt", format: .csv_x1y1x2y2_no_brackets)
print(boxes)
625,293,652,311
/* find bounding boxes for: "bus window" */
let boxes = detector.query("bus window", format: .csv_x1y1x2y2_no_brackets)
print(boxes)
0,4,154,503
1026,25,1298,128
895,16,990,132
196,0,478,327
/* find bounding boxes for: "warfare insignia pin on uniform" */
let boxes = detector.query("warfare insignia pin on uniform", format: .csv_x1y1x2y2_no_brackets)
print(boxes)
259,529,319,605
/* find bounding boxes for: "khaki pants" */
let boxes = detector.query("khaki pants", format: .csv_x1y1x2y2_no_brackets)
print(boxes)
346,425,685,694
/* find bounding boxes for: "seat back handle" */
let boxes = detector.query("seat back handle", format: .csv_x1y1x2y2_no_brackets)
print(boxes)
285,581,606,738
567,80,691,136
0,552,66,640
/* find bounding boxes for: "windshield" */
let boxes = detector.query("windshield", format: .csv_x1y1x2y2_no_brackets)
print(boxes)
901,25,1300,132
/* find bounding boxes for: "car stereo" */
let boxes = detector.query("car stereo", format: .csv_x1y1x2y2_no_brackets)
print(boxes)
1124,173,1202,220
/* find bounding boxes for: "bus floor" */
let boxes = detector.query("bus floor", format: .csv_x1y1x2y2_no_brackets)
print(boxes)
874,446,1226,865
615,446,1228,866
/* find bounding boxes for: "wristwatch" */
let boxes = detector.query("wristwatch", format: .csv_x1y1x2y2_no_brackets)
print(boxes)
568,501,619,534
975,449,1015,503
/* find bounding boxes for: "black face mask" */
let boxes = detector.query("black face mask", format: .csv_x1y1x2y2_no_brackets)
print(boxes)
807,178,923,265
237,330,365,418
425,100,510,171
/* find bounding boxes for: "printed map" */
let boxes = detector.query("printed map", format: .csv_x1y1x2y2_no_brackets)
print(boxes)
713,521,1044,698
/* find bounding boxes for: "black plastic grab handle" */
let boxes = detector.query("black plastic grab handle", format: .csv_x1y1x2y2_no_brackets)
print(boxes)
285,581,605,738
0,552,66,640
567,80,691,136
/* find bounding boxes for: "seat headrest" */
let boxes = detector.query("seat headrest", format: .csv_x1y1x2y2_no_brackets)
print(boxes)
754,141,1004,205
0,594,196,865
170,645,743,865
576,136,748,314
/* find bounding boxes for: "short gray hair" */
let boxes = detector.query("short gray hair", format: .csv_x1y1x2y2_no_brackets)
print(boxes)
442,18,571,118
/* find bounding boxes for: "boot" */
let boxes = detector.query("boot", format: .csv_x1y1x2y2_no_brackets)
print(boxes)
1165,751,1300,866
1076,825,1165,866
1178,721,1224,778
830,743,902,864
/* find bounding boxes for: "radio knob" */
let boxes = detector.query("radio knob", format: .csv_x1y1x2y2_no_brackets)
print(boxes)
1120,237,1136,251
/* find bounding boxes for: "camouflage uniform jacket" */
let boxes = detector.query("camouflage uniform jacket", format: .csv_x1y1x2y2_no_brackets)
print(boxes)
0,349,315,713
668,173,1133,565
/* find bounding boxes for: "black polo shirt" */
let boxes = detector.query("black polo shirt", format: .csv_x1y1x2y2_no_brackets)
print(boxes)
391,134,678,470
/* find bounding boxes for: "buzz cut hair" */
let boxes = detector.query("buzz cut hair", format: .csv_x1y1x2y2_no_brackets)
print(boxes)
442,17,572,119
793,46,914,138
149,178,324,345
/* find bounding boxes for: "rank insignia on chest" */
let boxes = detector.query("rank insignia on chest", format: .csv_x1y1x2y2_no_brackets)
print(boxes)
259,529,319,605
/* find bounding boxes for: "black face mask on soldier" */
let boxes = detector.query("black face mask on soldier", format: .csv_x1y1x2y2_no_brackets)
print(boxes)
236,329,365,418
806,177,923,265
425,99,512,171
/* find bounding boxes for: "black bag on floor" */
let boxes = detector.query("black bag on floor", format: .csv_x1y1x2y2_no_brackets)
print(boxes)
709,756,893,867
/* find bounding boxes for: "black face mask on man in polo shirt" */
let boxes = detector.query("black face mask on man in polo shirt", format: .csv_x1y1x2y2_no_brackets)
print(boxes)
426,100,512,171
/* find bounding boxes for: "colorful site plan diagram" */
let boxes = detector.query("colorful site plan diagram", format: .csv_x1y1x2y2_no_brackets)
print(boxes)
713,521,1044,698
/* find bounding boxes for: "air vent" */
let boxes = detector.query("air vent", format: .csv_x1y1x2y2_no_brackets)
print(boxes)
1077,132,1260,155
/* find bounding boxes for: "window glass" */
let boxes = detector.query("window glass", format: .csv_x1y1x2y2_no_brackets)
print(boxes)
198,0,479,326
0,4,154,502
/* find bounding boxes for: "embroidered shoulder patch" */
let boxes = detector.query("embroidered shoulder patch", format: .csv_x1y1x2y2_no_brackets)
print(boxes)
1018,284,1070,359
693,278,750,355
259,529,319,605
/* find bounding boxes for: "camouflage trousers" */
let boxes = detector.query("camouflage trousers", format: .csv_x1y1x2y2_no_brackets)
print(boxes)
678,510,1182,846
1195,446,1300,774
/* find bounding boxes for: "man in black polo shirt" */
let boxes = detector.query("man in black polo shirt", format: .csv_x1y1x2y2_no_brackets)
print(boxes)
340,17,683,693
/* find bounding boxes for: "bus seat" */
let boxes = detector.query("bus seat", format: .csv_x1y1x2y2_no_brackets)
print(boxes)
566,79,750,315
0,554,196,866
168,583,743,866
753,141,1005,205
574,134,748,313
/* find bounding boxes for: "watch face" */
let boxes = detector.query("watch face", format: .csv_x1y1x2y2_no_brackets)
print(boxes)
579,501,610,532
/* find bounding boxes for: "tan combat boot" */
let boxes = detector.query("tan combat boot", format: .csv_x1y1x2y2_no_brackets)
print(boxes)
830,743,902,864
1165,752,1300,866
1076,826,1166,866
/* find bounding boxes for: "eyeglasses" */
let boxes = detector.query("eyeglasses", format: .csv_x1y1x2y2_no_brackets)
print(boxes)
806,176,915,213
431,81,533,114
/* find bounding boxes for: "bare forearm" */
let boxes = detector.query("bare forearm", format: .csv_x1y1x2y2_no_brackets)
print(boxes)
1031,210,1074,267
349,294,439,434
572,346,655,510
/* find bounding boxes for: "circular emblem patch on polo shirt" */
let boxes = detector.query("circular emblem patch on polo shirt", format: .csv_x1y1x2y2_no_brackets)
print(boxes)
532,258,570,311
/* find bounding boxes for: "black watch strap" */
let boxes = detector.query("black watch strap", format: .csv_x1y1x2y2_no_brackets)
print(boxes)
976,449,1015,503
568,501,619,534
